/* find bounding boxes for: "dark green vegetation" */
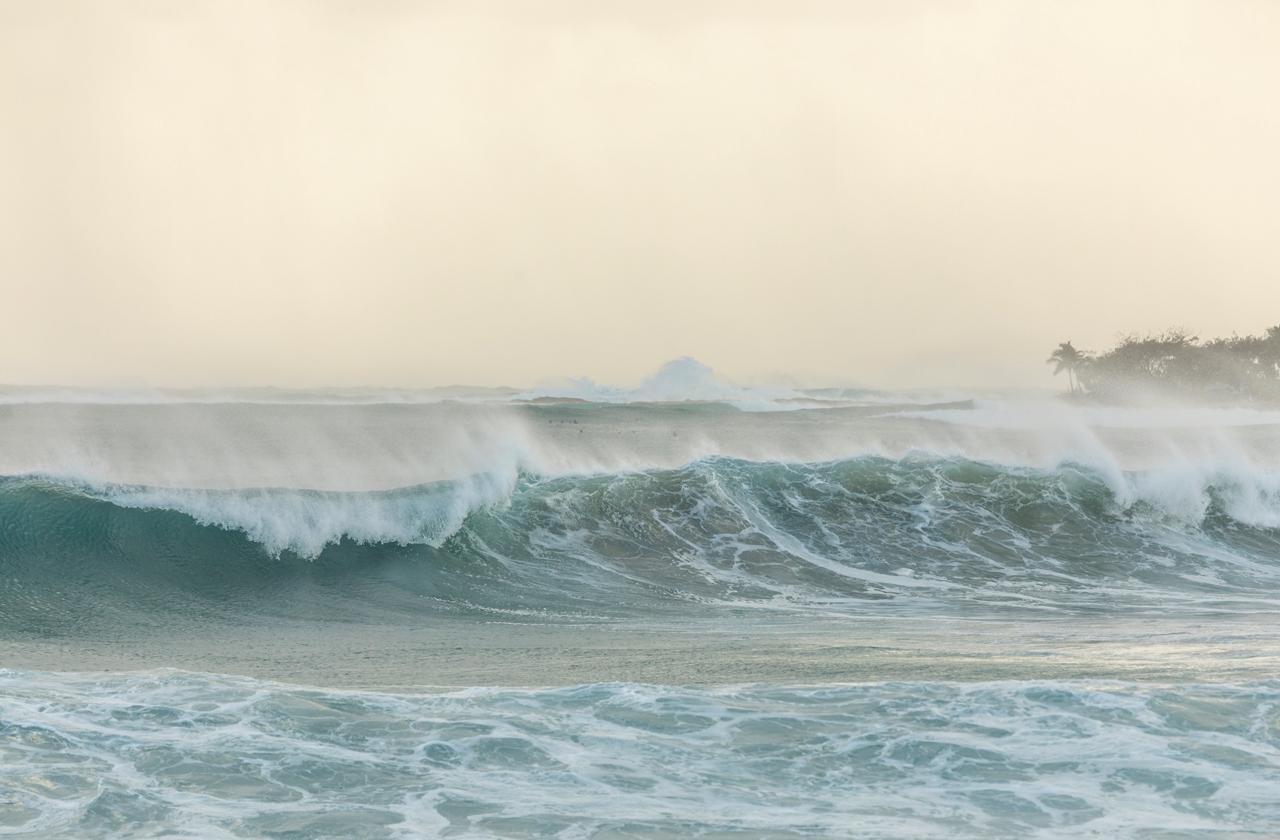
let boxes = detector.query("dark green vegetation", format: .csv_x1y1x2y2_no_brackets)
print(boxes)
1048,326,1280,400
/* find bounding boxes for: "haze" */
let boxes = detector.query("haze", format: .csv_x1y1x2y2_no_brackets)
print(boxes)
2,0,1278,389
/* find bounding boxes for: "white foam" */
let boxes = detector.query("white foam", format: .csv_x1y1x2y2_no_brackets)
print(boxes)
1119,458,1280,530
0,386,1277,561
73,469,518,558
3,672,1278,839
902,399,1280,429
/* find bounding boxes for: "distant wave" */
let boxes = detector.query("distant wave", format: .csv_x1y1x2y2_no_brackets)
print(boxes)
899,400,1280,429
0,359,888,413
0,386,512,406
516,357,819,407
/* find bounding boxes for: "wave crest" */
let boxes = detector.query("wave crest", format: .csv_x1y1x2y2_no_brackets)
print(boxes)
32,469,518,559
3,454,1280,623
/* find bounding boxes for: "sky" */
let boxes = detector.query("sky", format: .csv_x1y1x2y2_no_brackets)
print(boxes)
1,0,1278,390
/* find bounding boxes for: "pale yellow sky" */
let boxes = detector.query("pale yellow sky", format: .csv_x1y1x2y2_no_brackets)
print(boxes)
1,0,1278,389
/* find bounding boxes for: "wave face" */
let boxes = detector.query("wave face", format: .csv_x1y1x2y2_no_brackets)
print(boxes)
4,453,1280,634
4,670,1279,839
6,396,1280,838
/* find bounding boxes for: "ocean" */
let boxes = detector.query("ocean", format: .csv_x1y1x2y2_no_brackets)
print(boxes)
3,378,1280,838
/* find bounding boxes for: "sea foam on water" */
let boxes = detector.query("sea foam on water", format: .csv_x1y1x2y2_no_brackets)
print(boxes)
4,386,1280,837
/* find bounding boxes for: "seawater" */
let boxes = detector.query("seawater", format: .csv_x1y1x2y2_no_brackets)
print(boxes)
2,388,1280,838
6,673,1279,838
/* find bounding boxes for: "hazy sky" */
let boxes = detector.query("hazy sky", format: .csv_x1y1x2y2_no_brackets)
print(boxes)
2,0,1278,389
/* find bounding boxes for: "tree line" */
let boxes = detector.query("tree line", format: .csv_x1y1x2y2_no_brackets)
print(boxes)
1047,326,1280,400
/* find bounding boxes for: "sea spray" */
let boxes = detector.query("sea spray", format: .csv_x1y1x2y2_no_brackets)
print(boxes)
3,454,1280,625
7,395,1280,839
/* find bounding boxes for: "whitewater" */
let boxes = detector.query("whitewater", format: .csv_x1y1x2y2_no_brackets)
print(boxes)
3,365,1280,838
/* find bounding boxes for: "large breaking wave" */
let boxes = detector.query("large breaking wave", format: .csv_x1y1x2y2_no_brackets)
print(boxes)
6,390,1280,840
4,453,1280,632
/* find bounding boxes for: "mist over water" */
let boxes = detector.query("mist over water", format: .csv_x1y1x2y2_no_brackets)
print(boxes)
6,0,1280,833
6,2,1280,390
3,362,1280,836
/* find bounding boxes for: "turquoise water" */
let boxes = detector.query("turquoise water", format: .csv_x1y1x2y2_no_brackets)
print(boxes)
4,672,1280,839
2,396,1280,837
5,453,1280,626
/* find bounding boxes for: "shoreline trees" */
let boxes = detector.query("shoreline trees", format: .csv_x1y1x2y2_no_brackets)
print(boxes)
1048,326,1280,400
1046,342,1086,395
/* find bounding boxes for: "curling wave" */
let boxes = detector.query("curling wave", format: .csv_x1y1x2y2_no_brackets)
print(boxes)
3,454,1280,633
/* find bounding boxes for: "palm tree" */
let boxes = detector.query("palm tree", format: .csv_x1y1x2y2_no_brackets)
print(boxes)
1047,341,1085,394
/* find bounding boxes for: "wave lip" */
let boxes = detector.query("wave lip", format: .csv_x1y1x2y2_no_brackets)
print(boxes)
24,468,519,559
